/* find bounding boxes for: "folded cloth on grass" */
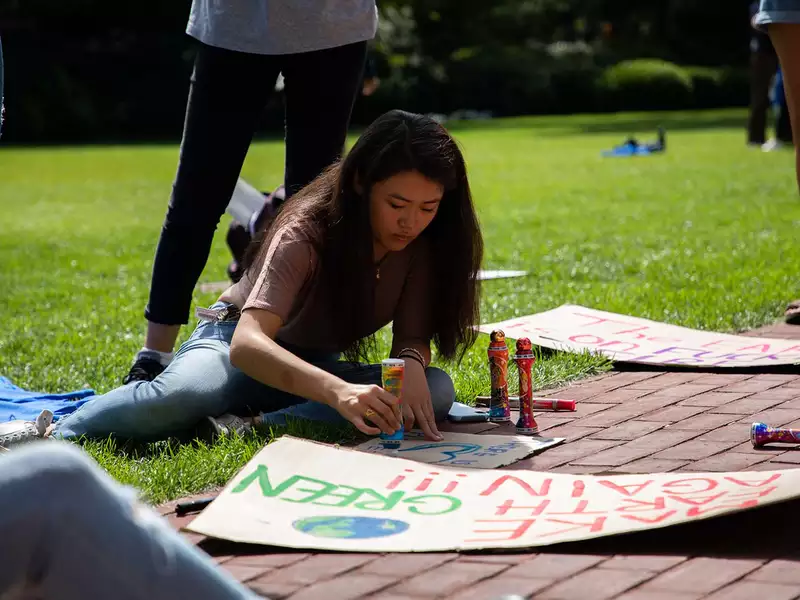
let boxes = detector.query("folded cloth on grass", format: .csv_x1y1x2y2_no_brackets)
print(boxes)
0,376,95,423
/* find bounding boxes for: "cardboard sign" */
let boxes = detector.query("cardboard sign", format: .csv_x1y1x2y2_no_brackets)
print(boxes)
479,304,800,368
185,436,800,552
355,431,564,468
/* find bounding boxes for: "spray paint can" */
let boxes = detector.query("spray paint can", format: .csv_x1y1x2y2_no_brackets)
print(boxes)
514,338,539,435
380,358,405,449
488,330,511,422
751,422,800,448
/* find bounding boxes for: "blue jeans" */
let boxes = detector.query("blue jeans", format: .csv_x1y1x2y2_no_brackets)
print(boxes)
0,442,257,600
54,303,455,441
755,0,800,25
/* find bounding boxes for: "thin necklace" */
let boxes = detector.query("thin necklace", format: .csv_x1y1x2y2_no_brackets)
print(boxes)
375,253,390,280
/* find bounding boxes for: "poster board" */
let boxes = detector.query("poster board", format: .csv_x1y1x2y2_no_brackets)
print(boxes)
355,431,564,468
479,304,800,368
185,436,800,552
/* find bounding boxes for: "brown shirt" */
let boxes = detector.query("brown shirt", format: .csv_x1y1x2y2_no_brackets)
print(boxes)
219,225,433,352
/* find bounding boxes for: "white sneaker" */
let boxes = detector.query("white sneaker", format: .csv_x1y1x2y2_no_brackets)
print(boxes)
0,410,54,450
762,139,789,152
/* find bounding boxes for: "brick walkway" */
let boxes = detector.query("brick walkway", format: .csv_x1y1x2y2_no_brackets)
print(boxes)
162,321,800,600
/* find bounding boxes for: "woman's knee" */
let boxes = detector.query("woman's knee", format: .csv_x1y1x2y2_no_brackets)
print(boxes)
426,367,455,422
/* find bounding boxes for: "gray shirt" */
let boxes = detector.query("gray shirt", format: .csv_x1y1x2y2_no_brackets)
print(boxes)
186,0,378,55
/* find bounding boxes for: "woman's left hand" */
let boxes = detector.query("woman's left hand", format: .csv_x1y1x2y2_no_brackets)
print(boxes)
401,360,443,441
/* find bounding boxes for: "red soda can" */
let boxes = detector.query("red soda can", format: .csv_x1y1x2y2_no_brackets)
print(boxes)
488,330,511,422
514,338,539,435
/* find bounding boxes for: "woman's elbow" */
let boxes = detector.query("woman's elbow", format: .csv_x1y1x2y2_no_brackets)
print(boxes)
228,329,252,370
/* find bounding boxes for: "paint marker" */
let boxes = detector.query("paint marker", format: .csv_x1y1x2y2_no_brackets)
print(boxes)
751,422,800,448
487,330,511,422
175,495,217,516
475,396,576,412
380,358,405,449
513,338,539,435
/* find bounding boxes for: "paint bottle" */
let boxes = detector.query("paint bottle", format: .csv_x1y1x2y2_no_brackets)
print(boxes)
531,398,576,412
380,359,405,449
514,338,539,435
751,422,800,448
488,330,511,422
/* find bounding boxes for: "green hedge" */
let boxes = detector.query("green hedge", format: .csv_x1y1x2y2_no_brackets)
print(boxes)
599,59,694,111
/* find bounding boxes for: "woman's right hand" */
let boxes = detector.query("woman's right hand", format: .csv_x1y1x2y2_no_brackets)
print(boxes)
333,383,401,436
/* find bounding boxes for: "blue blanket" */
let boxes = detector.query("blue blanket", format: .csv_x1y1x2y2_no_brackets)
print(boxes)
0,376,96,422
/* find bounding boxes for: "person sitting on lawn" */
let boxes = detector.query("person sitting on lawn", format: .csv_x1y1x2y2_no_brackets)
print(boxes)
3,110,483,449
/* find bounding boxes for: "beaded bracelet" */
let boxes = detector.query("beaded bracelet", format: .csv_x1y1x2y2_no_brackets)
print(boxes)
397,347,427,369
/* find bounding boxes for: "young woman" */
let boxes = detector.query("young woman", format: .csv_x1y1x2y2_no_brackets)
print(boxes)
4,110,483,448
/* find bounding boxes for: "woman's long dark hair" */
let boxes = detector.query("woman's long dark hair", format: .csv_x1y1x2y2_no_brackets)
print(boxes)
243,110,483,363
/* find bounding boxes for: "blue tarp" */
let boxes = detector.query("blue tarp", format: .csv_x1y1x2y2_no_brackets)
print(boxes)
0,376,95,422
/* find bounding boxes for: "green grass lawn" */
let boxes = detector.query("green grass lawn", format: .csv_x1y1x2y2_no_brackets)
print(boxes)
1,108,798,504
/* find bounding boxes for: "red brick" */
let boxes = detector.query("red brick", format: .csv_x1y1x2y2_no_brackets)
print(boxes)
682,451,770,471
651,440,738,461
531,424,604,443
669,412,739,431
737,408,799,426
590,421,666,441
366,595,424,600
610,458,691,473
690,374,754,386
603,371,665,386
640,557,763,595
777,396,800,410
385,561,507,597
636,383,722,401
767,451,800,464
615,591,701,600
627,374,707,390
571,430,697,467
224,564,272,583
288,573,395,600
572,403,615,417
457,554,535,565
575,406,652,428
359,554,456,578
502,554,606,579
719,379,789,394
447,576,553,600
513,439,624,469
248,580,305,599
678,392,750,408
589,387,653,404
698,422,750,443
546,465,619,474
638,406,708,423
227,554,311,569
703,581,799,600
536,566,654,600
535,416,577,432
713,396,787,415
257,554,378,586
746,558,800,584
745,461,793,471
599,555,687,572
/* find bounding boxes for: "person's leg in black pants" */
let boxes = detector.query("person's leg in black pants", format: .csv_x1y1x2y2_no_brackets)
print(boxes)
128,43,279,383
281,41,367,199
127,41,367,383
748,49,778,145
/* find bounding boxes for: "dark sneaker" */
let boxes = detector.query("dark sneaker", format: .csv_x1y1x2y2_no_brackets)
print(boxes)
0,410,54,450
122,357,165,385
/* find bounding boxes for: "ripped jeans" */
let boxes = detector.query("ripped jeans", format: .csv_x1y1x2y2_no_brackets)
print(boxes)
54,303,455,441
